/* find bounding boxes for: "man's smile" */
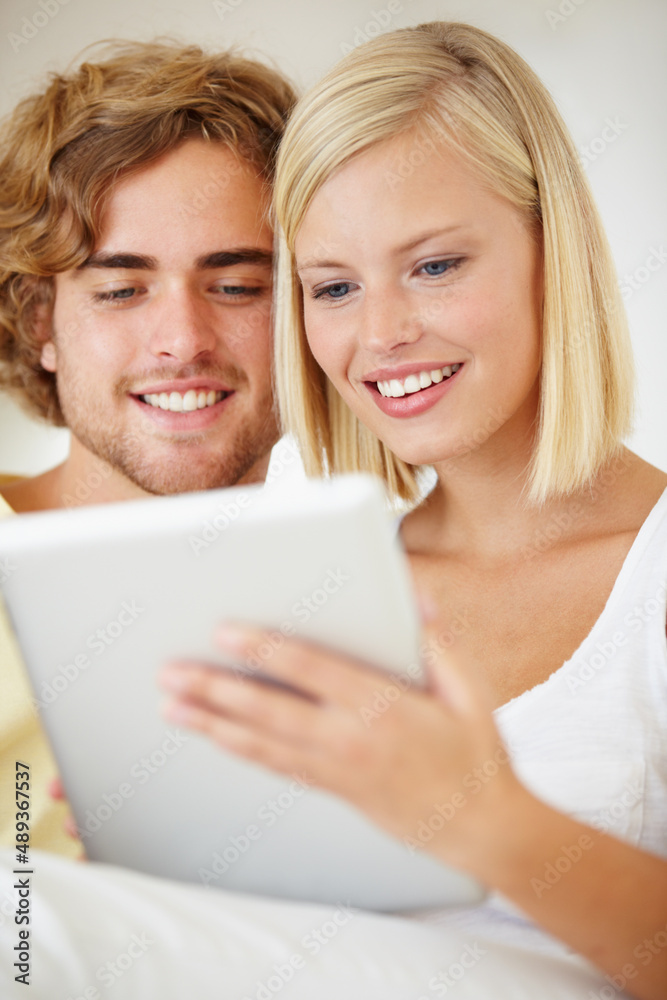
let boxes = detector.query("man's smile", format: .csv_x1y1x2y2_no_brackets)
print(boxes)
138,389,229,412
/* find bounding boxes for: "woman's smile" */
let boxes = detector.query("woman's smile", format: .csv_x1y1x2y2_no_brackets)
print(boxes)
364,361,464,417
295,132,543,468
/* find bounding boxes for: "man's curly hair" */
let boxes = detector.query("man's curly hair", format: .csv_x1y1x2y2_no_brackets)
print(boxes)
0,40,296,424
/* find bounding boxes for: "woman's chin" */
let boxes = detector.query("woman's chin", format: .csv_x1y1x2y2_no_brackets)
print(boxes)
383,443,452,468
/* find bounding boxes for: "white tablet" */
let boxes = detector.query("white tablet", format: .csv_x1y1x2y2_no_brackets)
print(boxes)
0,474,484,911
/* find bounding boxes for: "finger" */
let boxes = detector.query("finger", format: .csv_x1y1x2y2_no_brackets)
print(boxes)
48,777,65,801
213,623,388,709
160,661,328,746
65,812,79,840
161,695,324,784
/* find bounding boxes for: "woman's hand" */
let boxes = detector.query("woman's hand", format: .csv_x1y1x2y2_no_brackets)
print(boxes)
48,777,86,859
159,621,523,872
159,624,667,998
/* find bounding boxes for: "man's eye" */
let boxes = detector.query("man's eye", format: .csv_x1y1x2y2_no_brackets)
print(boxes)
94,287,137,302
214,285,263,297
314,282,352,300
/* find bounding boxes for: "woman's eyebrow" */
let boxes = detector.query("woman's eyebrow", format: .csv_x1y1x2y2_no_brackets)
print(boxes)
296,225,471,273
297,258,346,274
396,224,469,254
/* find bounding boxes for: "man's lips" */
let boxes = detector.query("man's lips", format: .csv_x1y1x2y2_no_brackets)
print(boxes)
131,378,232,396
128,378,235,415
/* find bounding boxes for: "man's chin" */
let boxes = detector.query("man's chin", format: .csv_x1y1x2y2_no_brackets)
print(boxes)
67,415,279,497
122,455,270,496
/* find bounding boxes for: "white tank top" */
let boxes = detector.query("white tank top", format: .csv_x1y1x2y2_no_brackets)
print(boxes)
419,487,667,951
496,486,667,863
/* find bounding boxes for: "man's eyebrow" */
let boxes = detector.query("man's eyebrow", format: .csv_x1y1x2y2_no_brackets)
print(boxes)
76,249,274,272
78,252,158,271
195,249,273,270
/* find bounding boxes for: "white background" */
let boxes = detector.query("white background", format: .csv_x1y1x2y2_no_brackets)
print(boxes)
0,0,665,476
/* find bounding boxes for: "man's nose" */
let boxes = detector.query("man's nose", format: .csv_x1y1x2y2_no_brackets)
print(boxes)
147,290,217,363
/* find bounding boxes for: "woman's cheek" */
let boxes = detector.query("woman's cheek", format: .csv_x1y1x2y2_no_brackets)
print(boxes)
306,317,351,384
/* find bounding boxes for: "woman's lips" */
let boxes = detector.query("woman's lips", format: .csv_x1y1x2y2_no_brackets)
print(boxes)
365,363,463,418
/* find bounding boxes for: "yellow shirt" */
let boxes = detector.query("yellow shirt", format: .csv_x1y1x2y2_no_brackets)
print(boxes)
0,492,80,858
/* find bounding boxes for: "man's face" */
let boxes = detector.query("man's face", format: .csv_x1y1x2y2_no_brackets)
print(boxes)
40,139,279,494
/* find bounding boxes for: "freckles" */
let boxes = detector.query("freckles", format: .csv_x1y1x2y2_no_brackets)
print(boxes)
304,318,334,367
314,339,350,385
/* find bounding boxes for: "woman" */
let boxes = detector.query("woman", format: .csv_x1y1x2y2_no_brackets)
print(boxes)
2,21,664,1000
160,21,667,999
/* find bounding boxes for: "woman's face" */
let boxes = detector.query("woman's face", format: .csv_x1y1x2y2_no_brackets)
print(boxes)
294,132,543,469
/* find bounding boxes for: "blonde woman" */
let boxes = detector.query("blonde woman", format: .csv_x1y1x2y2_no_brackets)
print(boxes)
1,20,660,1000
160,21,667,999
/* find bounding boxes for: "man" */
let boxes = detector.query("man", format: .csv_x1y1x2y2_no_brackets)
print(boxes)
0,40,296,854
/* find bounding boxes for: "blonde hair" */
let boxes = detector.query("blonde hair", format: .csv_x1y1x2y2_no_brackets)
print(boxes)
0,40,296,424
274,21,634,504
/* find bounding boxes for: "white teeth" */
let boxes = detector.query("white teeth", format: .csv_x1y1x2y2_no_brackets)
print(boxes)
376,364,461,398
141,390,225,412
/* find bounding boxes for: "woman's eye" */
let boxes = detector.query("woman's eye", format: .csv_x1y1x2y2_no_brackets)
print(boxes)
420,259,461,277
314,282,352,300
